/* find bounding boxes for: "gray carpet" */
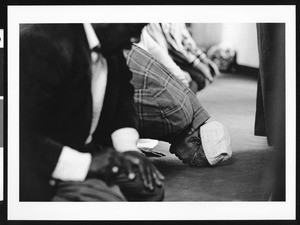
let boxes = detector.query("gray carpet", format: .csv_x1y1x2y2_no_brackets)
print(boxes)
150,72,274,201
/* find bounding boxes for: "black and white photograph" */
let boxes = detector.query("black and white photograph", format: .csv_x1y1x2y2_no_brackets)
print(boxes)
5,4,296,221
0,27,4,212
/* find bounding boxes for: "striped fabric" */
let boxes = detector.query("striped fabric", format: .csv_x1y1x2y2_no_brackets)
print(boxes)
124,45,210,143
159,23,214,82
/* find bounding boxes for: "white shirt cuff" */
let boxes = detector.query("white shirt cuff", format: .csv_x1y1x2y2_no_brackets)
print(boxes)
52,146,92,181
111,128,140,152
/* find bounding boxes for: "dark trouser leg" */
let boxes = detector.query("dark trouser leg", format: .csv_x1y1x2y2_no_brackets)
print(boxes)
255,23,285,201
255,23,285,146
115,169,164,201
52,179,126,201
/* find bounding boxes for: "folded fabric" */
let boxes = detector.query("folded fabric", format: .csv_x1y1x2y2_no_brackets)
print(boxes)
200,121,232,165
137,139,165,157
137,138,159,149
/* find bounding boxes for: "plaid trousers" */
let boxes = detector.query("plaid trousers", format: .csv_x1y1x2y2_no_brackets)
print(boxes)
124,45,210,143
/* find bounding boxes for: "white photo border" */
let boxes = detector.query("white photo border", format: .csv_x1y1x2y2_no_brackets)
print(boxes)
7,5,296,220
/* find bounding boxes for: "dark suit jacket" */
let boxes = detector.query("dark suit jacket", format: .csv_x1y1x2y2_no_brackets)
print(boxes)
20,24,138,201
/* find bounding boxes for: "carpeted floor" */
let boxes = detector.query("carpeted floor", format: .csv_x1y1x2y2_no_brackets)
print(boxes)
150,72,274,201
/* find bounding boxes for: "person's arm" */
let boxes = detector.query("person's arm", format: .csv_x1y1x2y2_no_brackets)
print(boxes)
137,29,191,87
109,53,164,190
51,146,91,181
110,52,139,138
111,128,139,152
160,23,197,63
21,26,123,184
109,53,140,152
20,26,72,180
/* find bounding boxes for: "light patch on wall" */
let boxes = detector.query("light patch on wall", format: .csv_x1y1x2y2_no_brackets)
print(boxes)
222,23,259,67
191,23,259,68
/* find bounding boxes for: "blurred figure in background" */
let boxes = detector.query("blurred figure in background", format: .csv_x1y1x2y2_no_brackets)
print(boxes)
146,23,220,91
136,25,194,91
206,42,238,73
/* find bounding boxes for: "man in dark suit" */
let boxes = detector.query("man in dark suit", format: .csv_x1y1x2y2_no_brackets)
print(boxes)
20,23,164,201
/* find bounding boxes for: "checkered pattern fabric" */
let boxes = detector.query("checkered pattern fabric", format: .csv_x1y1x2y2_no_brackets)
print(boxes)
124,45,210,142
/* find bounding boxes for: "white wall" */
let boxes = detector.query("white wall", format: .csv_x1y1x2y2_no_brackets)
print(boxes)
191,23,259,68
191,23,223,49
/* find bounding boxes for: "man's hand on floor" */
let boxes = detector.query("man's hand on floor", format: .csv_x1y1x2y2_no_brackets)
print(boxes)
87,146,123,185
85,145,165,191
122,151,165,191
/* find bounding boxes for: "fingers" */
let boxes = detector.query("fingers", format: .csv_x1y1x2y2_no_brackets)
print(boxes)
121,156,136,181
110,151,122,174
122,151,165,191
146,165,154,191
107,152,123,183
154,167,165,183
128,156,140,165
178,75,189,86
183,71,192,83
111,166,119,174
137,162,149,189
186,74,192,83
182,79,190,87
123,154,154,190
138,162,165,191
152,172,162,187
149,165,165,188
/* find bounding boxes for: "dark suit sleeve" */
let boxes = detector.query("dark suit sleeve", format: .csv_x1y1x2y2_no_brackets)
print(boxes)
20,27,70,182
111,53,138,132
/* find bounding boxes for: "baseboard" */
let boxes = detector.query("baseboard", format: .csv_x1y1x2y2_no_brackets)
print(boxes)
235,65,259,77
